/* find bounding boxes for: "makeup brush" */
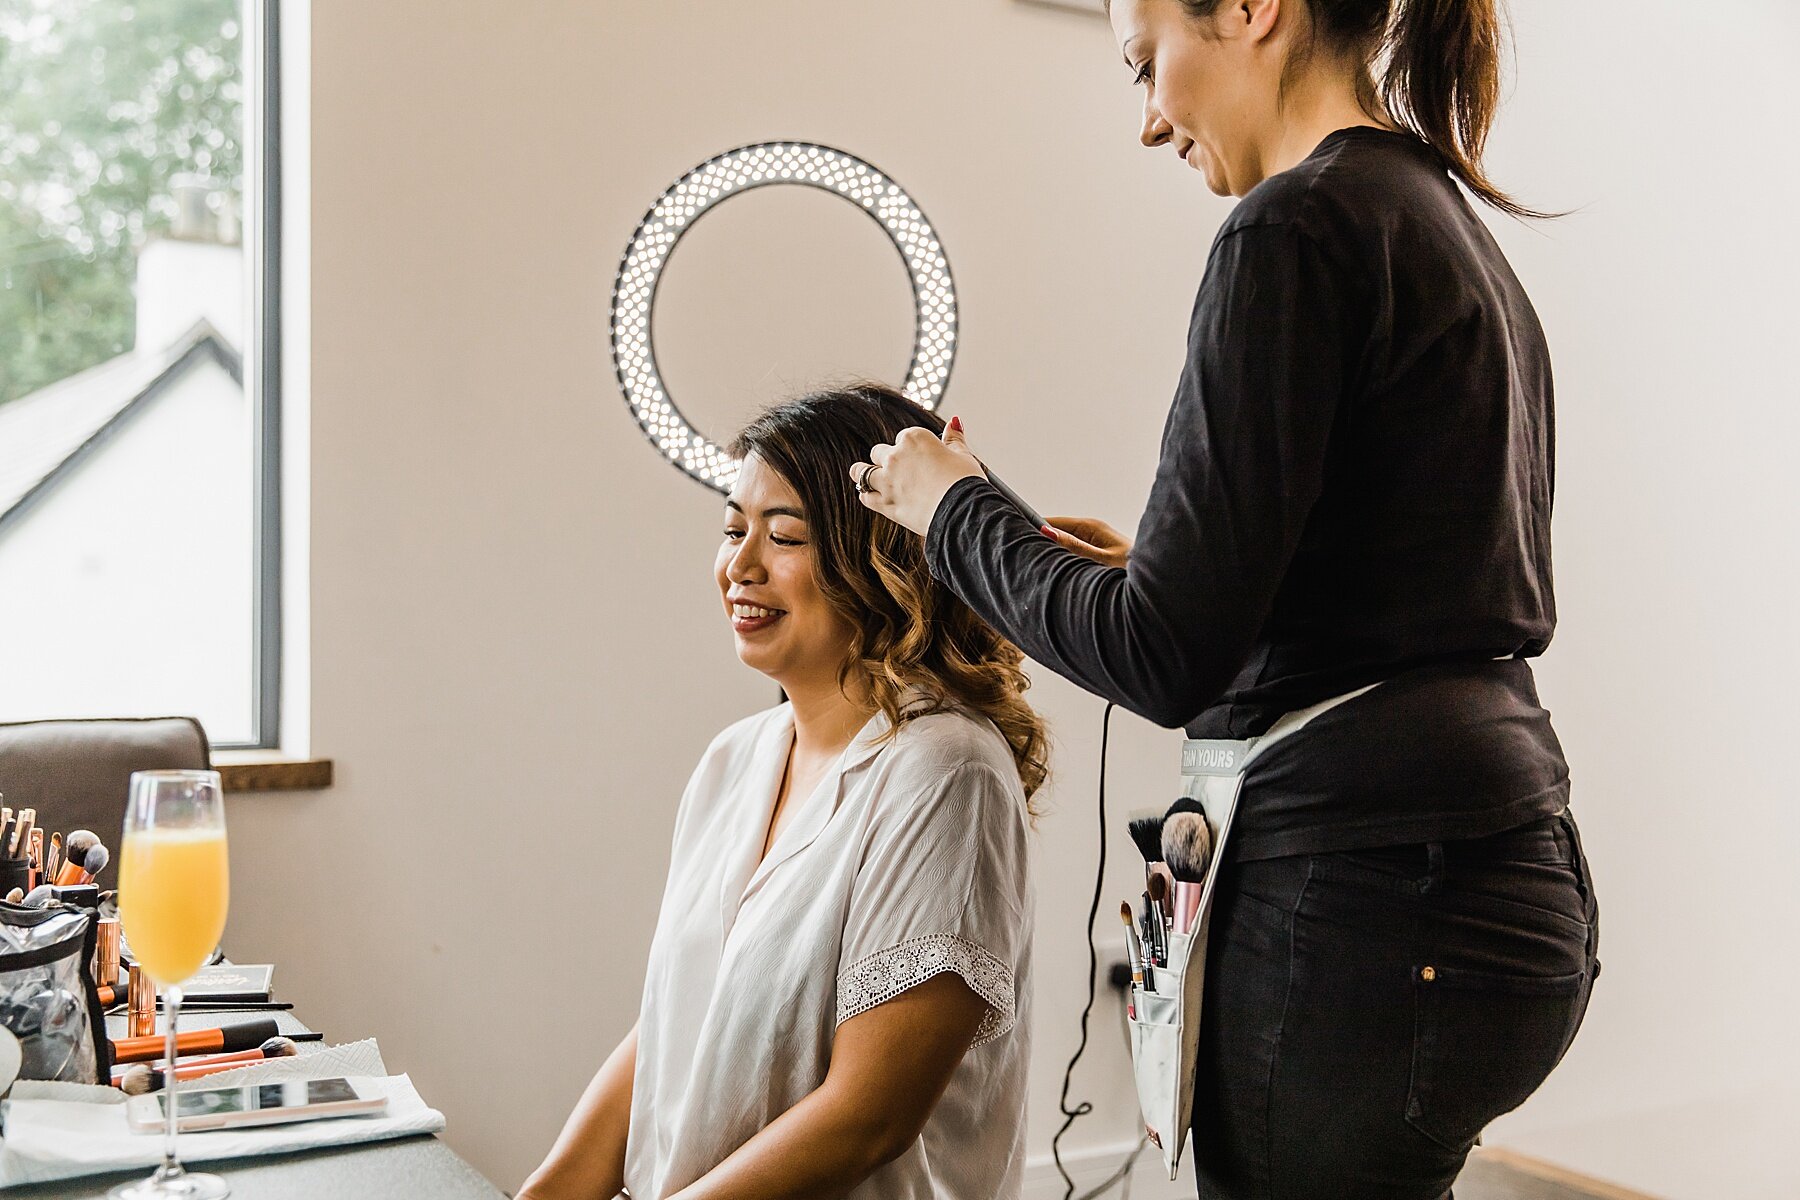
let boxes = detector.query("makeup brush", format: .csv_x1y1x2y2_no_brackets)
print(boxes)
111,1017,282,1064
1126,811,1177,893
1148,873,1171,953
114,1037,300,1095
3,888,19,904
9,809,34,859
1118,901,1144,990
1126,812,1165,869
54,830,100,886
44,832,62,884
1163,809,1215,935
1146,881,1167,965
29,828,43,888
21,884,54,908
1162,810,1214,883
74,843,108,884
112,1036,298,1079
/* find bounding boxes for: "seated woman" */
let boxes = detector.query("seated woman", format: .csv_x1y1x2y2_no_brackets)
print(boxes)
520,383,1047,1200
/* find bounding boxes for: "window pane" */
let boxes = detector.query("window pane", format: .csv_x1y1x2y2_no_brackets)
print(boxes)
0,0,259,746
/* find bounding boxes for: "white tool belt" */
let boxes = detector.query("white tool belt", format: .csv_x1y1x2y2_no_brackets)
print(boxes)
1128,683,1379,1180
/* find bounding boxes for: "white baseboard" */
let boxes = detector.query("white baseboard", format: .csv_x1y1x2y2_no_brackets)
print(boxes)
1023,1140,1191,1200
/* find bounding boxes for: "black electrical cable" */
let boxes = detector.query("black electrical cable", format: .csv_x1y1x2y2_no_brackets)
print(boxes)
1050,700,1117,1200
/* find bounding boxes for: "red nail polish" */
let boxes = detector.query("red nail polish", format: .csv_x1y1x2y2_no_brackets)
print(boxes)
1040,525,1056,538
949,415,963,433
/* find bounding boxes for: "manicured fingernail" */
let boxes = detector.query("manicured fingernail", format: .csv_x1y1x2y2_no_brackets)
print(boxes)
949,416,963,433
1040,525,1056,538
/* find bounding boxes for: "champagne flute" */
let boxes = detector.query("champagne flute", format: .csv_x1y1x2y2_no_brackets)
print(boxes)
111,770,232,1200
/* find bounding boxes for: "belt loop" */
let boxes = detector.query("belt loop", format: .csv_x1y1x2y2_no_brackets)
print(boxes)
1422,842,1446,893
1559,808,1600,972
1558,809,1590,904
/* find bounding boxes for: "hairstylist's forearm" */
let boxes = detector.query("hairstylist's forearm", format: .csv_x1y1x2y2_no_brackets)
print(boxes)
925,231,1352,729
518,1023,639,1200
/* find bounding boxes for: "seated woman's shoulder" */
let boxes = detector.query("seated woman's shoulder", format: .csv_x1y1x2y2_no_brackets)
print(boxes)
883,707,1022,793
700,704,790,763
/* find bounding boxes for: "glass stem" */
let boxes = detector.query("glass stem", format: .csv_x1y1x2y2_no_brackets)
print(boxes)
159,983,185,1180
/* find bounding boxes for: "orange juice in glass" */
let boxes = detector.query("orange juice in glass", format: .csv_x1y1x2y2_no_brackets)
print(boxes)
112,770,232,1200
119,828,229,985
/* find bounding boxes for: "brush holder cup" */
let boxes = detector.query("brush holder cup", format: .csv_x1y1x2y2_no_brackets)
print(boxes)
0,859,31,897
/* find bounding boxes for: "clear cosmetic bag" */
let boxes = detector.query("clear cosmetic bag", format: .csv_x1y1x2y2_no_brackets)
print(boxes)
0,901,111,1090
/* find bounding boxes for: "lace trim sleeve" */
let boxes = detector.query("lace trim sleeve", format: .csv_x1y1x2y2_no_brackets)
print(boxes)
836,933,1016,1048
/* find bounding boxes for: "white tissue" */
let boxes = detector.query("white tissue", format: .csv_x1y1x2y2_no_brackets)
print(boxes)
0,1040,445,1187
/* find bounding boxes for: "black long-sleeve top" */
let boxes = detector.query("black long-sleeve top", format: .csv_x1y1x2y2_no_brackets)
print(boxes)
926,128,1570,860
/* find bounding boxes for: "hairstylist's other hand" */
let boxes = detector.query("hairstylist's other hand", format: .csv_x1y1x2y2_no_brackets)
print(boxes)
852,416,984,537
1042,516,1132,569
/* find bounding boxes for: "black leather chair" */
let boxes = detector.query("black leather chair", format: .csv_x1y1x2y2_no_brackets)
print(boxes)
0,717,211,889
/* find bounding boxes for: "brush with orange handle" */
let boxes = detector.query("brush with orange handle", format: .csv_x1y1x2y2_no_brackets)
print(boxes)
53,830,102,886
110,1018,282,1064
113,1036,300,1095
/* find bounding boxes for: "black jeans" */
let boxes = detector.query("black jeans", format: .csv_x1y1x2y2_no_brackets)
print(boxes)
1189,812,1599,1200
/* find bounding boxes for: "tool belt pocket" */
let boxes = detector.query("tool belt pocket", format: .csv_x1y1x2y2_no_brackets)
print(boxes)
1126,927,1201,1168
1124,682,1382,1180
1125,875,1216,1179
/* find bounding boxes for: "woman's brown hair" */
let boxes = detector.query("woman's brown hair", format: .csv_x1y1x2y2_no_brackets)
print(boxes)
731,383,1051,802
1142,0,1541,219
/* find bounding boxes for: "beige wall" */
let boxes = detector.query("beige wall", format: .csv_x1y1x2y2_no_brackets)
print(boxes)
219,1,1800,1196
1466,5,1800,1197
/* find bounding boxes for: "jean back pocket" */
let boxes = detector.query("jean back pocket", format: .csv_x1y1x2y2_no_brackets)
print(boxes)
1406,962,1589,1152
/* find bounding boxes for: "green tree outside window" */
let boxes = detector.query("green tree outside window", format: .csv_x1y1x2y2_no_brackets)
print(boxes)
0,0,243,405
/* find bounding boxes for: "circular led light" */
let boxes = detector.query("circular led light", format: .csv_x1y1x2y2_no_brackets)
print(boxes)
609,142,960,494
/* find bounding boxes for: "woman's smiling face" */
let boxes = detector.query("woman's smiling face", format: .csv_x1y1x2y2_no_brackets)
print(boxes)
716,453,861,691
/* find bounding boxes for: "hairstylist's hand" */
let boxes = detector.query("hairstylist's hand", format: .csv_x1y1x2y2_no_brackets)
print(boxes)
1042,516,1133,569
851,417,985,537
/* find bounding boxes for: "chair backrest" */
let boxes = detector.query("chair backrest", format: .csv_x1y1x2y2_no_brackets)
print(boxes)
0,717,211,889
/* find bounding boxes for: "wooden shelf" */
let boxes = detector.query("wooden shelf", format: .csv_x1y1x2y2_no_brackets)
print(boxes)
212,754,334,793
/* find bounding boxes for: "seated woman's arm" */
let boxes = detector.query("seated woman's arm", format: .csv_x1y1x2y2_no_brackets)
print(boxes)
668,974,989,1200
517,1022,640,1200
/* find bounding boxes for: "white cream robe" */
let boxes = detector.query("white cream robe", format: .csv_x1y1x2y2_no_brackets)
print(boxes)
623,701,1034,1200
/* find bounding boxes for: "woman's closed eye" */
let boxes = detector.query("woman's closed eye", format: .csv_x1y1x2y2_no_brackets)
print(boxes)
1133,61,1153,86
722,527,805,547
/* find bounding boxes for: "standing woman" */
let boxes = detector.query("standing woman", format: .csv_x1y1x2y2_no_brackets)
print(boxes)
854,1,1598,1198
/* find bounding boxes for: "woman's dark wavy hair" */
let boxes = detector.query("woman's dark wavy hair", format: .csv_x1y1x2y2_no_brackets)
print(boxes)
731,382,1051,803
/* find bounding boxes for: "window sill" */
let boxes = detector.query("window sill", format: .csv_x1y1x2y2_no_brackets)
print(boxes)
212,751,334,793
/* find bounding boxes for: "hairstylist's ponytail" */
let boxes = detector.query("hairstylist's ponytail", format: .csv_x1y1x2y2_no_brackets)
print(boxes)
1378,0,1546,218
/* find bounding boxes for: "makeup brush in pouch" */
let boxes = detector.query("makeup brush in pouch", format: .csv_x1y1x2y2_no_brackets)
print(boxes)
1117,902,1144,1019
1126,811,1175,893
1147,874,1172,978
1162,798,1214,936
